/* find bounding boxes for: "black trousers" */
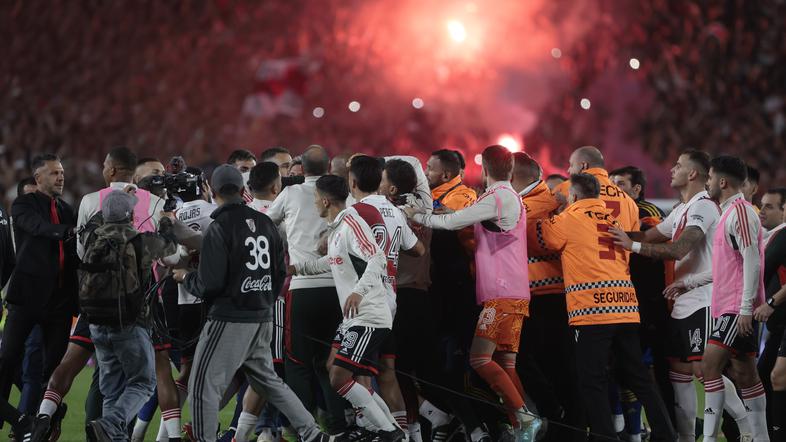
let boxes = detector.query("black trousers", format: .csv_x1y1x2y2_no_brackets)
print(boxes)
572,323,676,442
395,288,483,432
758,324,784,434
283,287,346,434
0,305,72,400
517,294,587,442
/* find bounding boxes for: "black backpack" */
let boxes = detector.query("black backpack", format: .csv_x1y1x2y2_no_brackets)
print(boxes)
78,218,146,326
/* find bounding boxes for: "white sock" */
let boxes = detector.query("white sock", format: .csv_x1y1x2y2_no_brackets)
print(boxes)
155,418,167,442
418,400,450,428
703,377,725,439
357,410,379,431
236,411,259,442
669,371,696,441
392,411,408,431
469,427,489,442
409,422,423,442
721,376,753,434
38,391,61,417
338,381,396,432
370,391,397,428
613,413,625,433
131,418,150,442
162,409,182,439
741,383,768,440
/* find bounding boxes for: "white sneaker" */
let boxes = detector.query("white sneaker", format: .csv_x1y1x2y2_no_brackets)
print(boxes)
258,428,275,442
738,433,754,442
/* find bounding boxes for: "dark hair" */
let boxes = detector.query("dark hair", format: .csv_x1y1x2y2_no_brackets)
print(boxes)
765,188,786,209
260,147,290,162
681,149,711,178
710,155,747,184
481,145,513,181
302,145,330,176
108,146,138,171
451,150,466,170
248,162,280,193
570,173,600,199
512,152,540,181
383,159,417,195
610,166,647,199
316,175,349,202
746,165,760,184
430,149,462,178
546,174,567,182
349,155,384,193
16,177,36,196
31,153,60,172
227,149,256,165
136,157,161,166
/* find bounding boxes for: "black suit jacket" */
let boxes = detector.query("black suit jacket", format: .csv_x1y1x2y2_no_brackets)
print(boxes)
0,205,14,287
6,192,79,314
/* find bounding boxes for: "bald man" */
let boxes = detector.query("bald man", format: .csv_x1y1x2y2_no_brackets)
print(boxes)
553,146,640,232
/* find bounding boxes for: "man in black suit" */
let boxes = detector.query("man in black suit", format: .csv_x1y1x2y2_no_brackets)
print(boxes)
0,154,78,435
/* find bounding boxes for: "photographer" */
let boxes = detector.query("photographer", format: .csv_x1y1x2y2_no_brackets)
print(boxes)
81,190,178,442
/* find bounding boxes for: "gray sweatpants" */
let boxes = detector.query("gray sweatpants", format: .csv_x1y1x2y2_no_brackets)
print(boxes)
188,320,321,442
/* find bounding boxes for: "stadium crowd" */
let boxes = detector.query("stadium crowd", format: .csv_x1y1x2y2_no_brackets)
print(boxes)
0,142,783,442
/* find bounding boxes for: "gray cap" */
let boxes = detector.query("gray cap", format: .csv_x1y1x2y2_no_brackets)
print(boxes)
103,190,137,223
211,164,244,193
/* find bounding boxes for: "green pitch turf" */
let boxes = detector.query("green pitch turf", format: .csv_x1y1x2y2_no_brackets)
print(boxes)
8,367,238,441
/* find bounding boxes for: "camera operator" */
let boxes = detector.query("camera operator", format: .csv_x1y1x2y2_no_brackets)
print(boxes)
0,154,78,439
169,167,216,403
77,147,165,257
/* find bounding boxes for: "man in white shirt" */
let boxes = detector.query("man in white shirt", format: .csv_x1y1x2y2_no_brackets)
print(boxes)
248,162,282,213
292,175,404,442
260,147,293,178
347,155,425,436
77,147,165,258
265,145,347,435
611,150,756,441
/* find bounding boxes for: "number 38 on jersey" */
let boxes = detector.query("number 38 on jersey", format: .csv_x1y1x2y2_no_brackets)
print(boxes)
245,235,271,270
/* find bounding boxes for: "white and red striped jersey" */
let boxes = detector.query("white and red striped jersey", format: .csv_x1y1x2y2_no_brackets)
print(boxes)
294,207,393,329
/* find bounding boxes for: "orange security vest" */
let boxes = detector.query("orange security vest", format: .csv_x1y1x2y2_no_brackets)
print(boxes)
553,168,640,232
530,198,640,326
521,181,564,295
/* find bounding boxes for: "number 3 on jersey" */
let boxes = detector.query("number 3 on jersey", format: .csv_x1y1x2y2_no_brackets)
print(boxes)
245,235,270,270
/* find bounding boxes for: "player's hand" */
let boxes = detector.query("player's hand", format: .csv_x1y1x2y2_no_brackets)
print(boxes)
343,293,363,319
172,268,189,283
754,304,774,322
663,280,688,300
737,314,754,337
554,192,568,213
433,206,454,215
122,185,137,195
609,227,633,251
402,206,421,219
160,210,175,220
286,264,297,276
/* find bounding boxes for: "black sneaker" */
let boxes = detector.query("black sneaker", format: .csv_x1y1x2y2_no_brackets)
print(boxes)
85,420,111,442
309,432,340,442
337,426,375,442
432,418,461,442
29,414,51,442
12,415,32,442
372,428,405,442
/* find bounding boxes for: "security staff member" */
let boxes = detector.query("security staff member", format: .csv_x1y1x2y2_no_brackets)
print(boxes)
532,173,676,441
173,165,332,442
553,146,640,232
512,152,582,442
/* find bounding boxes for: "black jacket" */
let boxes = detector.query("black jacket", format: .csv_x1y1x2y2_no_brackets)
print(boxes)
0,205,14,287
183,198,285,322
6,192,79,314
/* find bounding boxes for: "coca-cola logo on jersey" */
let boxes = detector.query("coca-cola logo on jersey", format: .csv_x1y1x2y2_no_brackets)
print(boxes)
241,275,271,293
